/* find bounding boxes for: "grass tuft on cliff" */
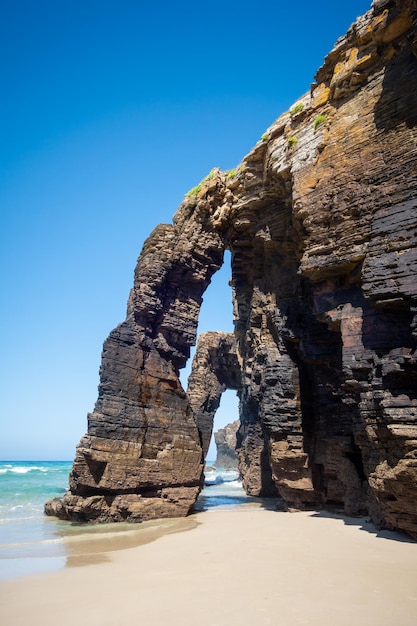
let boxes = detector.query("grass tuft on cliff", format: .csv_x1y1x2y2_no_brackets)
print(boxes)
186,168,220,197
290,103,304,116
313,114,327,131
186,184,202,197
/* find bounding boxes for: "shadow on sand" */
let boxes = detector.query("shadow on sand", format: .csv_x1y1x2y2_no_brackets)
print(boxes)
310,509,416,544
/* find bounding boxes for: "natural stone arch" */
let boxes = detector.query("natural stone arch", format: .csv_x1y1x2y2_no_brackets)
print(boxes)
46,2,417,538
46,176,234,522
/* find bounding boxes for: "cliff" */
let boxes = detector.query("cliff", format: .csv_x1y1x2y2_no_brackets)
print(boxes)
46,0,417,538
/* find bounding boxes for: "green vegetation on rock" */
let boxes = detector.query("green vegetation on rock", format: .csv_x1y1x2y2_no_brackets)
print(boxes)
313,114,327,131
186,184,202,197
186,168,218,197
225,165,244,180
290,103,304,116
202,168,217,183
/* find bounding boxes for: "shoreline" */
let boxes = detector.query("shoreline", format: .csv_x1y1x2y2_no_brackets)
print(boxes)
1,506,417,625
0,514,200,582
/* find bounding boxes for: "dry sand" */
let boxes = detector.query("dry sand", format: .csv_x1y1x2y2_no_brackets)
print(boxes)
1,506,417,626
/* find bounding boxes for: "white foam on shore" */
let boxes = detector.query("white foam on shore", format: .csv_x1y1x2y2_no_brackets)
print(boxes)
0,466,49,474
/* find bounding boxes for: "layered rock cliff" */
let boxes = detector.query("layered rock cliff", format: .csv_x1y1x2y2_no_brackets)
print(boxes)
46,0,417,537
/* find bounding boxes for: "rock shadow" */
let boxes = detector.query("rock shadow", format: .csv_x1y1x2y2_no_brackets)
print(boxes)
311,509,417,543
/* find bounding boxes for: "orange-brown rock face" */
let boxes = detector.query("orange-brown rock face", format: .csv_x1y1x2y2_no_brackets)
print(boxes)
46,0,417,537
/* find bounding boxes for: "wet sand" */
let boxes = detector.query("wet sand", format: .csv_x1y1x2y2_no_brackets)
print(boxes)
0,516,199,581
1,506,417,625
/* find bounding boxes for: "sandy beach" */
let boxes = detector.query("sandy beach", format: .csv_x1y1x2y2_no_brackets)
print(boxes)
1,506,417,626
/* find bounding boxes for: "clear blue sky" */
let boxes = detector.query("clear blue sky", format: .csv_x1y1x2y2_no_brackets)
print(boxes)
0,0,371,460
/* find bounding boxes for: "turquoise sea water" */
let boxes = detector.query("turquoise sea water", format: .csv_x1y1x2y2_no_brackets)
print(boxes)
0,461,70,579
0,460,259,581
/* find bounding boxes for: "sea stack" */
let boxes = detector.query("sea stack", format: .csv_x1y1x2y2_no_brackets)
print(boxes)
46,0,417,539
214,421,240,470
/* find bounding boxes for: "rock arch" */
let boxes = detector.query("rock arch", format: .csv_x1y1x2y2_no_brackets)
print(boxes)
45,174,237,523
46,1,417,538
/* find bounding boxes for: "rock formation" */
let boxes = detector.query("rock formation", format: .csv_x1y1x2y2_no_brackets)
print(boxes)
186,332,240,458
46,0,417,538
214,420,240,470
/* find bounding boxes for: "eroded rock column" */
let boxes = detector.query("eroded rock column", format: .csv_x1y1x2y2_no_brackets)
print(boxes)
187,331,240,459
46,176,231,522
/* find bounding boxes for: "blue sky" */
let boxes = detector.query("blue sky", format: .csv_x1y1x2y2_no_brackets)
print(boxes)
0,0,372,460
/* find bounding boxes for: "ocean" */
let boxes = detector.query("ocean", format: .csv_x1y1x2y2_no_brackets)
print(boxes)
0,460,261,581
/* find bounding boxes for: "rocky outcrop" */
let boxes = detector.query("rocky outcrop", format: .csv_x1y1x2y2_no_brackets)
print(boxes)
45,190,230,522
187,332,240,459
214,421,240,470
46,0,417,538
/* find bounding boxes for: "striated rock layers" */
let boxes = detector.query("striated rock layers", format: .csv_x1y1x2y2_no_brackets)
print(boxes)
187,332,240,459
214,421,240,470
46,0,417,537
